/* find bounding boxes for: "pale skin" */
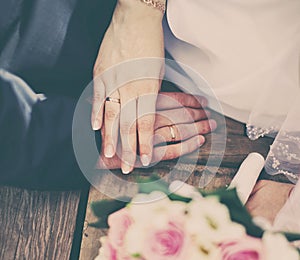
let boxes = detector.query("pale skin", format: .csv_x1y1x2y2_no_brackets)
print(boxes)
246,180,295,223
92,0,166,174
95,92,217,170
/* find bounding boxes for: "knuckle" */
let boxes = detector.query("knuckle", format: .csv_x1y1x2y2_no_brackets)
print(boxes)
122,150,134,160
177,125,188,139
93,97,105,106
194,109,202,119
139,144,151,154
183,108,193,119
165,149,177,159
93,63,105,76
187,95,197,107
173,92,183,104
199,97,208,107
93,91,103,101
120,121,135,135
138,118,155,131
201,110,209,118
105,109,118,120
189,109,197,118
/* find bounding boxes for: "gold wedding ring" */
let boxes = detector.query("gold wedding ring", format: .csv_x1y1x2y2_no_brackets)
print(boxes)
169,125,176,141
106,97,120,104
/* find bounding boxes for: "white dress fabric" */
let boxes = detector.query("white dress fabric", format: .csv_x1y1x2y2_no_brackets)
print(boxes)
164,0,300,183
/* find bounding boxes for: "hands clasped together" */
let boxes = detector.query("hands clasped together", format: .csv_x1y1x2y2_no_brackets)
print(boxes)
95,92,217,172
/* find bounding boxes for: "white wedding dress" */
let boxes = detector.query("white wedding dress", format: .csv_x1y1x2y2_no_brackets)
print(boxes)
164,0,300,232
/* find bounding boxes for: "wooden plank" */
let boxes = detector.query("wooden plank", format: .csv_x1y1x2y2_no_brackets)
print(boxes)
0,187,81,260
80,187,108,260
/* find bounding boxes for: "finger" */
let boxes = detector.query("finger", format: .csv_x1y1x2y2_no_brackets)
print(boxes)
156,92,208,110
154,108,210,129
152,135,206,162
96,134,207,170
154,119,217,145
120,97,137,174
91,78,105,130
96,139,123,170
103,92,120,158
137,92,158,166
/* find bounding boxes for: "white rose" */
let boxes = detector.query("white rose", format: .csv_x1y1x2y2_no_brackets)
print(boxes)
128,191,187,228
185,196,245,244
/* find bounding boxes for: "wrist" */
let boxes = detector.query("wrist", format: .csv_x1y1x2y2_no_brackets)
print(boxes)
116,0,165,20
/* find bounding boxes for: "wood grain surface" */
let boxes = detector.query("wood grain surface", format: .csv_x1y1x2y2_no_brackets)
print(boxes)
0,187,81,260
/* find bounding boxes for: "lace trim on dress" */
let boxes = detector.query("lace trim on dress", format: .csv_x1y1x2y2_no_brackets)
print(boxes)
246,124,278,141
265,131,300,183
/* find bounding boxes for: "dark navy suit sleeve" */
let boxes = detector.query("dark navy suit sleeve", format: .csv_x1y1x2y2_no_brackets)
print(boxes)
0,75,88,189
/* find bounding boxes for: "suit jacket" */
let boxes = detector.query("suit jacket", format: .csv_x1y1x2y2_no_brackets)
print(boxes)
0,0,117,189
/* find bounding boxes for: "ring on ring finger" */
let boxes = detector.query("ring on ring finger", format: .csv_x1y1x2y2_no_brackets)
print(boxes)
106,97,121,104
103,93,121,158
168,125,176,142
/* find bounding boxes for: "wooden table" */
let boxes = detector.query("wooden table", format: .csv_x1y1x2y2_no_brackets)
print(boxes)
0,187,85,259
0,115,288,260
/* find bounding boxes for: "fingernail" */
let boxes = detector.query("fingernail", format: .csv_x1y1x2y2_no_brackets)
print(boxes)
105,144,114,158
93,120,101,130
141,154,151,167
122,163,132,175
209,119,217,131
198,135,205,146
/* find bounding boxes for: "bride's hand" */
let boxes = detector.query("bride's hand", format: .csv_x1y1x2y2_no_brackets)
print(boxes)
96,92,217,171
91,0,165,174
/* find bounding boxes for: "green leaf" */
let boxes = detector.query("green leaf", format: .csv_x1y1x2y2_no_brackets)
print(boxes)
168,193,192,203
90,198,129,228
135,174,161,183
282,232,300,242
89,219,107,229
131,253,142,258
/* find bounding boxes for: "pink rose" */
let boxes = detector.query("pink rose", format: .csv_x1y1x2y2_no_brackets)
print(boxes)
219,236,264,260
98,239,117,260
107,208,133,250
142,221,189,260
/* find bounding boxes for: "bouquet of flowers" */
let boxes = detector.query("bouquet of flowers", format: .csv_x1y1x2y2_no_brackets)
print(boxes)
90,178,300,260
